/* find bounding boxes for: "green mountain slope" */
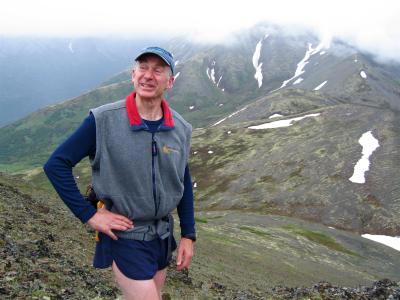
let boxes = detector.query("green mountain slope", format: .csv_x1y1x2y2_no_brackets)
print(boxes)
0,81,132,172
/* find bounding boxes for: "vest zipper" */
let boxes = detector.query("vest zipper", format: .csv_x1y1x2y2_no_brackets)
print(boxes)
151,133,158,217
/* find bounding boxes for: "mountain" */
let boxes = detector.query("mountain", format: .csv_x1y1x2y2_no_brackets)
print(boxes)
1,172,399,299
164,28,399,130
0,24,399,237
190,99,400,235
0,36,155,126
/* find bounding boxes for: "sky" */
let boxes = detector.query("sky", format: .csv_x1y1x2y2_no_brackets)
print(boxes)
1,0,400,62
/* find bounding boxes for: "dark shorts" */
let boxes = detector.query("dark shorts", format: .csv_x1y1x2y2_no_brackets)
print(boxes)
93,232,177,280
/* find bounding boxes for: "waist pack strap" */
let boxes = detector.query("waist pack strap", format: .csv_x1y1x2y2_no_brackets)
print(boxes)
115,214,173,242
123,232,157,241
166,214,174,262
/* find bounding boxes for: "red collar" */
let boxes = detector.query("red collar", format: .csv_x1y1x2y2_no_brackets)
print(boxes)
125,92,174,130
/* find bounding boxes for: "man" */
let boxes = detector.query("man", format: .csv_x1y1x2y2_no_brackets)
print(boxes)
44,46,196,299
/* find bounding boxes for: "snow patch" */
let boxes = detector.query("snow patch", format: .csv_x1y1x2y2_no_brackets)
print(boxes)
273,42,327,91
193,151,198,155
227,131,231,134
248,113,320,130
314,81,327,91
217,75,223,87
189,106,194,110
208,150,214,154
212,106,248,126
206,61,224,91
293,78,304,85
218,103,224,107
269,113,283,119
252,35,269,88
362,234,400,252
349,131,380,184
360,71,367,79
210,68,216,84
193,182,197,188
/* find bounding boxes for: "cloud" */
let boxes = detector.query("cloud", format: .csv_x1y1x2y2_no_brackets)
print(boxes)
1,0,400,62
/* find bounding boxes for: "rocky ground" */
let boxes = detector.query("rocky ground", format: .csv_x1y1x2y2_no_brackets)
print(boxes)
1,173,399,299
163,276,400,299
0,174,120,299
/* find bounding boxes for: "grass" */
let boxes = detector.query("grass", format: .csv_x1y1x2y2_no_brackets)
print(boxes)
239,226,271,238
198,227,240,246
0,163,31,173
283,224,360,257
195,217,208,223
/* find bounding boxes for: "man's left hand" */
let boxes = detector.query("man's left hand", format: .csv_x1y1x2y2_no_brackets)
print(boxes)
176,237,194,270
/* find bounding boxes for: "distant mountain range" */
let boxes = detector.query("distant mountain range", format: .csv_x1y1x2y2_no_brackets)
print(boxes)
0,24,399,237
0,36,155,125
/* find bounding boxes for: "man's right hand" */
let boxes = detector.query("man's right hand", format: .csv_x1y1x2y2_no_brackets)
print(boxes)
87,206,133,240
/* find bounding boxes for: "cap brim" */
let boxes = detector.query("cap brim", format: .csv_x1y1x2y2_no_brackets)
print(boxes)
135,51,173,74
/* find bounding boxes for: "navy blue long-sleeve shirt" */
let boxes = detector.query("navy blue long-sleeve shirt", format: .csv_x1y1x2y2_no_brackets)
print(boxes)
44,113,195,236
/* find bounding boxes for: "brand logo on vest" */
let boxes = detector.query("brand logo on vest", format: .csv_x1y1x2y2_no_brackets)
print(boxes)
162,145,180,154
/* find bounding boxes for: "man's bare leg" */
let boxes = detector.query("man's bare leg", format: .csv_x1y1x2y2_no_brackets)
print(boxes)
112,261,160,300
153,268,167,297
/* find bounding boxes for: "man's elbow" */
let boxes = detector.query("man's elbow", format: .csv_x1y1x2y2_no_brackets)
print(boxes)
43,157,54,177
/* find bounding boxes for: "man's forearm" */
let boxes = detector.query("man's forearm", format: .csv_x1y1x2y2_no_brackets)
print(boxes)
177,165,196,237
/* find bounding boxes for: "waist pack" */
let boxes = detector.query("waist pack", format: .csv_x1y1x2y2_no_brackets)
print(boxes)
84,184,98,209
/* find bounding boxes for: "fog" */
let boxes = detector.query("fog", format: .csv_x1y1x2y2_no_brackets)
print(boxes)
1,0,400,62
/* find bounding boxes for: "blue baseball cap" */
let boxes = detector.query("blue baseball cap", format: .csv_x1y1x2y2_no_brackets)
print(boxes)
135,46,175,75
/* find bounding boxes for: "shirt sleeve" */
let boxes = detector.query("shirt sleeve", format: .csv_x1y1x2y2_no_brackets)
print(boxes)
43,113,97,223
177,164,196,236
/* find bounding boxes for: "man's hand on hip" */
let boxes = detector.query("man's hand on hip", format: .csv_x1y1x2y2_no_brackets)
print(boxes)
176,237,194,270
87,206,133,240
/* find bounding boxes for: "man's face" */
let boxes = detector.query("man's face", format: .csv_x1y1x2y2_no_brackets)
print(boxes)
132,54,174,100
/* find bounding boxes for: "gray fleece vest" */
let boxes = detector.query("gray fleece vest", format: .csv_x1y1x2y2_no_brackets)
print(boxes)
90,100,192,238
